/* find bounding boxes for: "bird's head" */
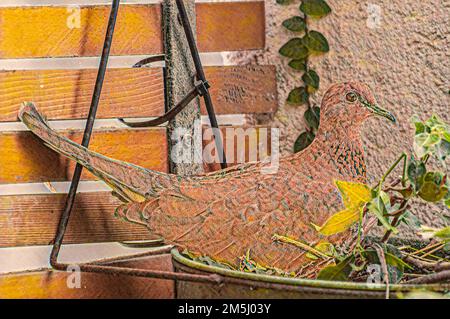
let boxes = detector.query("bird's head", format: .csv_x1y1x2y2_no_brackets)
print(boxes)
320,82,396,131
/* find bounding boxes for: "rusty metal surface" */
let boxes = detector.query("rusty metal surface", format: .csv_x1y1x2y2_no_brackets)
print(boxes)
171,249,450,299
0,253,175,299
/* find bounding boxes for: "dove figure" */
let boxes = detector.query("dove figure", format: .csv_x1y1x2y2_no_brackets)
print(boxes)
19,82,396,274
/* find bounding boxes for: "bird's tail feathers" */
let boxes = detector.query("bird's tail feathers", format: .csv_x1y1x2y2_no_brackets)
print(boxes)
18,102,157,202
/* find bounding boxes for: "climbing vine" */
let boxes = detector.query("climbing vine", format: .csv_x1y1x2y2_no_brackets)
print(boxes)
276,0,331,152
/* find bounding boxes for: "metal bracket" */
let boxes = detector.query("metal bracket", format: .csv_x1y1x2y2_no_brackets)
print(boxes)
49,0,226,284
194,79,210,97
123,0,227,168
119,79,209,128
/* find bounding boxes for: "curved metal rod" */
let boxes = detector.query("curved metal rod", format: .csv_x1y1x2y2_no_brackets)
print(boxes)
133,54,165,68
119,83,200,128
51,262,223,284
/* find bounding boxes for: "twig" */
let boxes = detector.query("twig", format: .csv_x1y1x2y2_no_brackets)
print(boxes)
376,152,408,191
381,200,408,243
404,273,426,278
403,255,450,273
403,255,436,270
388,205,410,217
373,243,390,299
406,270,450,284
301,258,334,279
421,243,445,259
389,178,402,188
383,187,404,193
436,262,450,272
272,234,330,260
407,253,444,263
409,241,442,255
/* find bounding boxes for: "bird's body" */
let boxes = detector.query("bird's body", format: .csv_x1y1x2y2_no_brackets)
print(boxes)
19,82,395,275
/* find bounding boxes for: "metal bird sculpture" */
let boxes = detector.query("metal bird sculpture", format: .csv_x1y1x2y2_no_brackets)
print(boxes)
19,82,396,275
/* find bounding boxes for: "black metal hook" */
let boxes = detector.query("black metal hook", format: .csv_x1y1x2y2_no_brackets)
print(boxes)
119,79,208,128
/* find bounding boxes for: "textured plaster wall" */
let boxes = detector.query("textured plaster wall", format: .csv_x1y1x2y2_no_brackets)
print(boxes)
229,0,449,232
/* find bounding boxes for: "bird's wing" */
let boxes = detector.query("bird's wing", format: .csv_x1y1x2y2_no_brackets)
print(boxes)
114,172,343,273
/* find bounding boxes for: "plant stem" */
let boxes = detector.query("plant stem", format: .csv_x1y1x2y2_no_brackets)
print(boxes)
272,234,330,259
381,199,408,243
373,243,390,299
406,269,450,284
409,241,443,256
376,152,408,193
421,243,445,259
355,207,367,251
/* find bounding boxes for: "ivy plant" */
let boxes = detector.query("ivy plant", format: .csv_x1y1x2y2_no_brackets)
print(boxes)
277,0,331,153
313,114,450,284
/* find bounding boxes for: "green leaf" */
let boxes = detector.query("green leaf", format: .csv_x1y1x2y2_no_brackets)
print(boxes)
418,172,448,202
420,226,450,242
276,0,294,5
444,242,450,252
363,249,411,283
424,133,440,147
300,0,332,19
294,131,315,153
315,181,372,235
304,106,320,130
443,131,450,143
367,197,398,234
399,211,422,229
425,114,444,127
413,133,430,159
437,139,450,162
414,122,426,134
303,31,330,53
279,38,309,59
315,207,362,236
363,250,412,271
445,197,450,208
302,69,320,90
411,114,450,164
434,227,450,241
407,159,426,191
287,87,309,105
282,16,306,32
288,59,307,71
317,255,354,281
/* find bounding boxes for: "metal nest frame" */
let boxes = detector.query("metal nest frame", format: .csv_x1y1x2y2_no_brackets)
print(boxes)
49,0,227,284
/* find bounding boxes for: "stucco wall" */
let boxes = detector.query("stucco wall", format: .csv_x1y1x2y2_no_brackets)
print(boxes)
229,0,449,232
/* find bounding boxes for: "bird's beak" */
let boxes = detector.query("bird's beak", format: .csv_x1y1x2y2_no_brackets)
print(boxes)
369,104,396,123
361,98,396,123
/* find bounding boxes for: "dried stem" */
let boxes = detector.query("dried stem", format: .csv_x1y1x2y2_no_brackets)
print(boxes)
381,199,408,243
406,270,450,284
373,243,390,299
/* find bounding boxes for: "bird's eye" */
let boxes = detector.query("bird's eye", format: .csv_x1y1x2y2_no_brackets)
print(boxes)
345,92,358,103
